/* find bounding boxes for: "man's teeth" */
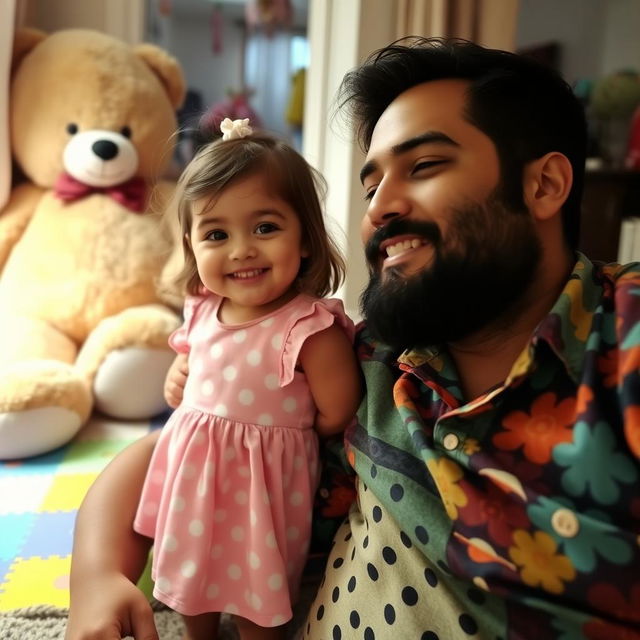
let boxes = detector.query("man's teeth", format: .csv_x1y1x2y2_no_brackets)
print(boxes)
385,239,423,257
232,269,263,279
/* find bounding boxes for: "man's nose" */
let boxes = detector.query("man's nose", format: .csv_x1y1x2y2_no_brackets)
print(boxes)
365,179,411,228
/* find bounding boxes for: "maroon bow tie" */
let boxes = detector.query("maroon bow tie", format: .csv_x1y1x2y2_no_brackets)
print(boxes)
54,173,147,213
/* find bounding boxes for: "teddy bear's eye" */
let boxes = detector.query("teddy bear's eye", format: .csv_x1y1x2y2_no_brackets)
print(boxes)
66,123,78,135
121,126,132,139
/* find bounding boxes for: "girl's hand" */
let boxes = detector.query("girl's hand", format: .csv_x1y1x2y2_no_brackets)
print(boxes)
164,352,189,408
64,571,158,640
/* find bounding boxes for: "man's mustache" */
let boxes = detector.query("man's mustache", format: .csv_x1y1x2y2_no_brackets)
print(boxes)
364,218,442,266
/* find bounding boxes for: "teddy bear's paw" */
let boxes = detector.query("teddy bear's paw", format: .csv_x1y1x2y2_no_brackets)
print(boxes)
93,347,175,420
0,360,92,459
0,407,84,460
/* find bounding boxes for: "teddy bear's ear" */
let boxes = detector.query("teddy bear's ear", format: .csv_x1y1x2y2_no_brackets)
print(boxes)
134,44,186,111
12,27,47,75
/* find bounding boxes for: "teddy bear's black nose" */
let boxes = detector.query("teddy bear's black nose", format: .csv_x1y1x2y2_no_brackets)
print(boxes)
92,140,119,161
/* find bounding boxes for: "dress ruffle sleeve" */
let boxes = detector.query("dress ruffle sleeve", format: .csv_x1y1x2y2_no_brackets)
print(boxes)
279,297,355,387
168,295,208,354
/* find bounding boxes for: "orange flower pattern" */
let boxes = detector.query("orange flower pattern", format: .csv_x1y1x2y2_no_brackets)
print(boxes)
494,392,576,463
343,254,640,638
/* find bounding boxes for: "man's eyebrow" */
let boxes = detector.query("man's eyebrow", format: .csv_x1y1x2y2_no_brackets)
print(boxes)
359,131,460,184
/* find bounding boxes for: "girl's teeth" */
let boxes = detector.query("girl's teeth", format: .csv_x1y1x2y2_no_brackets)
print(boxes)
234,269,262,279
386,239,422,257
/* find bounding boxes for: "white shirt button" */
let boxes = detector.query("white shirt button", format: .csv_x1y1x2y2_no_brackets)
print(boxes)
551,508,580,538
443,433,460,451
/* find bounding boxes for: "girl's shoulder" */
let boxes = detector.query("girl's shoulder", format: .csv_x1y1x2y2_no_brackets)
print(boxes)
278,295,356,386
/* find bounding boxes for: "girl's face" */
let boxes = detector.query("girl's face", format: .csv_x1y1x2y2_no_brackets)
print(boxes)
189,173,308,321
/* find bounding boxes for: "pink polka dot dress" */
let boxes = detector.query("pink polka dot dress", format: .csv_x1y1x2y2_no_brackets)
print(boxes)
133,293,354,626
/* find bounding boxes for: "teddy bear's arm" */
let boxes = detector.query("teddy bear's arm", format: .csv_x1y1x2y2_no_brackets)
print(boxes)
0,182,45,271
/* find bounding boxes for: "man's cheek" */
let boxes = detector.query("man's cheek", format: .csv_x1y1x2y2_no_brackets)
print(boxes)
360,217,375,246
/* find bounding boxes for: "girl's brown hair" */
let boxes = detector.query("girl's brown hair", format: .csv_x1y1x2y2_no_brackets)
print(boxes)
169,132,346,298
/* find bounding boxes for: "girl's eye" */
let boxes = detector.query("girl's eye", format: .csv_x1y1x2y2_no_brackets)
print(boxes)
206,229,227,241
255,222,278,235
364,188,377,202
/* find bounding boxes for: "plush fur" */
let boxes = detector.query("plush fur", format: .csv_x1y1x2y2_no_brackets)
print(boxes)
0,28,186,459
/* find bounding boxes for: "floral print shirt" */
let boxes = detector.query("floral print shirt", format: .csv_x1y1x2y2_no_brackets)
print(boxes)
345,254,640,639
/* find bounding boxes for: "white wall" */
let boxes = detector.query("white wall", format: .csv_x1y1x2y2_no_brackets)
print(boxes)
599,0,640,76
516,0,640,84
149,8,245,116
516,0,606,85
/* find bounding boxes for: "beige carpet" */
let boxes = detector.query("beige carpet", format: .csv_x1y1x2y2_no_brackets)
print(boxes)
0,581,317,639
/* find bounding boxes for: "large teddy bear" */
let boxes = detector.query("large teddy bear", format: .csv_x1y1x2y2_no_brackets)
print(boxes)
0,28,187,459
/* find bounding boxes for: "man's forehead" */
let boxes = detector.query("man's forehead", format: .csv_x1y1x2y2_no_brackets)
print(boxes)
367,79,470,155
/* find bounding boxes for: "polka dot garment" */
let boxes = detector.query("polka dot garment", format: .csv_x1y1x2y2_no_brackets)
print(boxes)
304,482,493,640
134,293,354,626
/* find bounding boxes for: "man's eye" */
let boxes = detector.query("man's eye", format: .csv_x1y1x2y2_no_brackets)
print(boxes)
413,160,445,173
206,229,227,241
255,222,278,235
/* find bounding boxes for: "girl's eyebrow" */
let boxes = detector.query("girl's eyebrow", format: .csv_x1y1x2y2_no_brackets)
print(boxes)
195,209,286,229
359,130,460,184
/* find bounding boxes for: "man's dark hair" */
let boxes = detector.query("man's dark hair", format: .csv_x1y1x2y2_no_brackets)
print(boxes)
339,37,587,250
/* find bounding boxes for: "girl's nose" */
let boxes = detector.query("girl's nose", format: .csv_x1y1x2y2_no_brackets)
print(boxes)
229,238,258,260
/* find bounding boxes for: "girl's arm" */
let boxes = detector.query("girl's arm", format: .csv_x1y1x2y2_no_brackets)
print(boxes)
65,429,160,640
164,352,188,408
299,324,363,437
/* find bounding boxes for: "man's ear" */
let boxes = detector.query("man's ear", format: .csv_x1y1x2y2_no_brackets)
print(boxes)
522,152,573,222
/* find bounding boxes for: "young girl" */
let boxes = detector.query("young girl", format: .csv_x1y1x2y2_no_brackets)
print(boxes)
132,118,361,640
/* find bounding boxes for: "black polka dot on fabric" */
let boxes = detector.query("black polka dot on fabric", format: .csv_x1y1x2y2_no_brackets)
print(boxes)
363,535,369,549
364,628,375,640
351,547,356,561
459,613,479,635
350,610,361,629
424,568,438,587
371,464,377,478
390,483,404,501
333,624,342,640
467,587,485,604
401,586,419,606
332,586,340,603
400,531,413,548
306,622,310,636
363,483,368,492
372,506,382,522
344,532,352,541
367,563,379,581
384,603,396,624
317,605,325,620
415,525,429,544
421,633,439,640
382,546,397,565
348,576,357,592
333,557,344,569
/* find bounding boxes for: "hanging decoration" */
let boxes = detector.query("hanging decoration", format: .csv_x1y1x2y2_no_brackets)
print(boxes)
210,3,223,54
158,0,172,17
245,0,292,36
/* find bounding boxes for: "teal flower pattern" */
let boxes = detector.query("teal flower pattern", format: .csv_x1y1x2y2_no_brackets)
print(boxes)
528,496,632,572
553,421,637,504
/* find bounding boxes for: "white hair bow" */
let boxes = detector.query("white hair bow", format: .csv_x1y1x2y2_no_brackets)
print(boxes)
220,117,253,141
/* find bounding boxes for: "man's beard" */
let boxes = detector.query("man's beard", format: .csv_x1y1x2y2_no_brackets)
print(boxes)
360,192,542,352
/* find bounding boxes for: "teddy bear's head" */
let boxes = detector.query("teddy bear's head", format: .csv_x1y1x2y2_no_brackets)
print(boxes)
10,28,186,189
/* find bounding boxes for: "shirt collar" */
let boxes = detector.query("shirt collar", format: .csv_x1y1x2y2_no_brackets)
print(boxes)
397,252,600,389
533,251,601,384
